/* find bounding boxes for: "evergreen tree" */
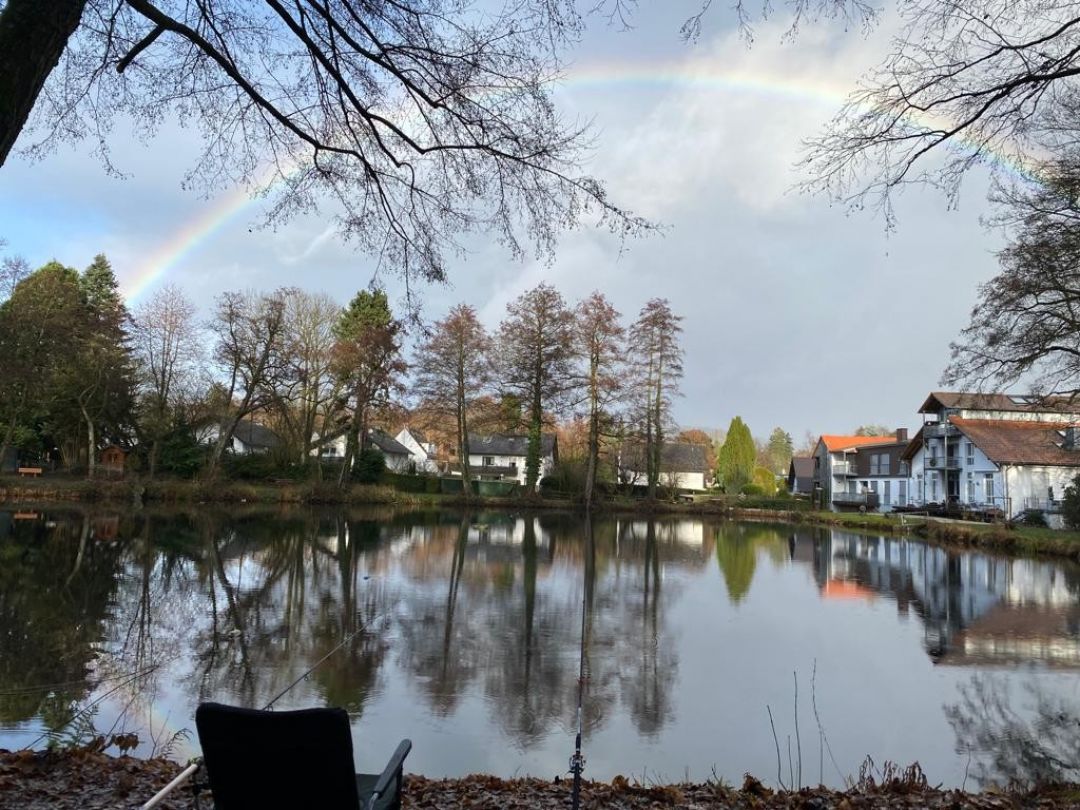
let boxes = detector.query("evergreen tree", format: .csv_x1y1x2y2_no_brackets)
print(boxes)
716,416,755,493
765,427,794,474
331,289,406,487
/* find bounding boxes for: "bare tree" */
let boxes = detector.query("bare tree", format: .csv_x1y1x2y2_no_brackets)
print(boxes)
131,284,202,476
1,0,659,290
498,283,576,494
413,304,491,494
944,158,1080,395
0,239,29,302
206,289,289,475
575,291,624,510
271,289,341,466
629,298,684,500
805,0,1080,220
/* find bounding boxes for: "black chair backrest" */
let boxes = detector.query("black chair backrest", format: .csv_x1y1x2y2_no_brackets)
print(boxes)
196,702,361,809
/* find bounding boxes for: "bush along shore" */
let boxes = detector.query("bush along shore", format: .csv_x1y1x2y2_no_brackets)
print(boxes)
3,747,1080,810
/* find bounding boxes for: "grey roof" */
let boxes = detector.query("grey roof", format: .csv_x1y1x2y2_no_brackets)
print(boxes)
789,456,814,478
233,419,281,449
468,433,557,458
622,442,709,473
367,428,411,456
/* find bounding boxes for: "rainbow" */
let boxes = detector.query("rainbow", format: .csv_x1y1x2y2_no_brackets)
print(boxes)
119,55,1039,302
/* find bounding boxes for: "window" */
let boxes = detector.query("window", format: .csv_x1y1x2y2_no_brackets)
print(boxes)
880,454,890,475
869,454,879,476
965,441,974,466
884,480,891,504
985,474,995,503
899,480,908,506
483,456,495,467
966,472,975,503
1049,486,1056,503
869,480,878,493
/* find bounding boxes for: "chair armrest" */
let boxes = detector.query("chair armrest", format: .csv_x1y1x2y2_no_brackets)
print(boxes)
368,739,412,807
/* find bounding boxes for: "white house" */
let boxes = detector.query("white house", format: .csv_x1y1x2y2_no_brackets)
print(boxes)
903,392,1080,524
197,419,282,455
311,427,414,472
466,433,558,486
395,427,439,473
618,442,710,491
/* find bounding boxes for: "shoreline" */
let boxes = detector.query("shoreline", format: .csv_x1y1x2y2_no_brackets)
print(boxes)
3,747,1078,809
4,475,1080,563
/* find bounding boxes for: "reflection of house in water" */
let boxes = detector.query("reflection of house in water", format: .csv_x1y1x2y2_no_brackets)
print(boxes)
465,517,554,564
614,519,706,555
794,529,1080,667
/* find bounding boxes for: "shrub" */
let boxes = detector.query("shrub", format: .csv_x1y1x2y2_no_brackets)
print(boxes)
1064,473,1080,529
1021,509,1049,527
740,483,765,496
351,448,386,484
223,453,305,481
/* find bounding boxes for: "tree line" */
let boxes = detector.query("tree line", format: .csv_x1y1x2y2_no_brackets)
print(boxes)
0,255,691,504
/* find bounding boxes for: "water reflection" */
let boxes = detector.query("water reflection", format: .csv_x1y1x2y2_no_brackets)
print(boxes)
795,531,1080,667
3,509,1080,788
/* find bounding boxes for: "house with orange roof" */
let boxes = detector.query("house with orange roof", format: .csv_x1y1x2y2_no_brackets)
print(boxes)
903,392,1080,524
811,429,913,511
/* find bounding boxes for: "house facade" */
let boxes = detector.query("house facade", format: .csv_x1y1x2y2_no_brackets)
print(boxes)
904,392,1080,522
787,456,814,495
312,427,414,472
618,442,710,491
466,433,558,486
811,432,911,511
394,427,439,473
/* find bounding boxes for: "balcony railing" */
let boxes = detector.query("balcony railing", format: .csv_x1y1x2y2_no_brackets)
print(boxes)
1023,497,1062,514
833,492,880,508
832,461,857,476
923,422,961,438
925,456,960,470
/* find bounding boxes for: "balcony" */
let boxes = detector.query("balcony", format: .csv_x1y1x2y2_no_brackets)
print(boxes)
833,492,880,509
831,461,857,476
923,422,961,439
925,456,960,470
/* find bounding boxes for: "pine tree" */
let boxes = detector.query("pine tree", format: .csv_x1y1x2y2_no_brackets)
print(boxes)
716,416,755,493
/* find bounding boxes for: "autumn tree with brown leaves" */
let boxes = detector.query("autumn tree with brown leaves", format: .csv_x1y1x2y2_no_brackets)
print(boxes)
413,305,491,495
629,298,684,500
498,283,576,495
575,291,624,510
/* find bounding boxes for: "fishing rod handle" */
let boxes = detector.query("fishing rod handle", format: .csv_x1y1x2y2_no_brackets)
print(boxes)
141,760,201,809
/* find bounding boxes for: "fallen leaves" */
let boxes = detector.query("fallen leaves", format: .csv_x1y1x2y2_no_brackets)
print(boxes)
1,749,1078,809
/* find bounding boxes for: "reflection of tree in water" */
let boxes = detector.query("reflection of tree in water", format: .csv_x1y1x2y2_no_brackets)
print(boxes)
946,674,1080,789
713,526,786,605
0,512,126,728
188,512,394,716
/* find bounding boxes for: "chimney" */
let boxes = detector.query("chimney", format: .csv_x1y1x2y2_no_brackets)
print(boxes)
895,428,909,443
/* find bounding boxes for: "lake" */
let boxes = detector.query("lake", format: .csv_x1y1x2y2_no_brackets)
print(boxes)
2,506,1079,790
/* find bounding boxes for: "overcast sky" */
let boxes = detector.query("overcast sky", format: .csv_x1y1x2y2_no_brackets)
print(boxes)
0,2,1005,442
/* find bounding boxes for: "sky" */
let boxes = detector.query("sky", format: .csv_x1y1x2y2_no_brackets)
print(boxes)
0,1,1008,442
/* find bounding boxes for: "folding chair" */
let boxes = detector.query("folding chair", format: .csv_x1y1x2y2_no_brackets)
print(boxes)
195,702,411,810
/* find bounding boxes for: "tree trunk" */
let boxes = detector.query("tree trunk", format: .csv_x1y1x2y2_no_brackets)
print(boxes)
0,415,17,473
148,437,160,479
337,404,364,489
81,403,96,480
0,0,87,165
584,353,600,511
207,414,243,476
457,361,472,500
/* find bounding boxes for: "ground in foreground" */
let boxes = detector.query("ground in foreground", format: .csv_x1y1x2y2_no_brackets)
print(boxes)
3,748,1079,809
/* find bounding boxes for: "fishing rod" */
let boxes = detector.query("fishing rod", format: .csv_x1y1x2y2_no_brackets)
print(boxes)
142,617,369,809
569,522,591,810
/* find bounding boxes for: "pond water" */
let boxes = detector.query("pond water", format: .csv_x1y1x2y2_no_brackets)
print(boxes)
2,507,1080,790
